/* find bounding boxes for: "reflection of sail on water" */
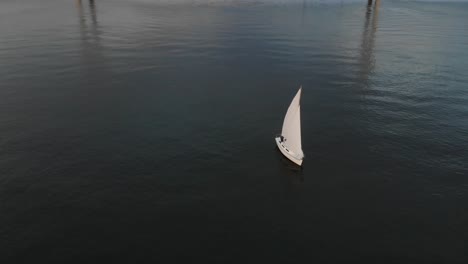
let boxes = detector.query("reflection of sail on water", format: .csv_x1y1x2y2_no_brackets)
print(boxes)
75,0,107,76
89,0,97,27
359,0,380,81
76,0,86,36
76,0,101,49
301,0,306,25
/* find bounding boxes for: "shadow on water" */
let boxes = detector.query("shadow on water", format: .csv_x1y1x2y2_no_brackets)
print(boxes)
359,0,380,84
275,147,304,184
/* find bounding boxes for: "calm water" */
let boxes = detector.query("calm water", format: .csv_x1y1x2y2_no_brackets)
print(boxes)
1,0,467,262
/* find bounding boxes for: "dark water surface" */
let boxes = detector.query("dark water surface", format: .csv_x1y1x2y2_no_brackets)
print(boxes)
1,0,467,262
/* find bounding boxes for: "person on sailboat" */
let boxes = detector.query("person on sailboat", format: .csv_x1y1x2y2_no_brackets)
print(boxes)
280,136,285,142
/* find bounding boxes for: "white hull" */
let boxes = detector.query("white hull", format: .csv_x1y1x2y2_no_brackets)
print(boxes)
275,137,303,166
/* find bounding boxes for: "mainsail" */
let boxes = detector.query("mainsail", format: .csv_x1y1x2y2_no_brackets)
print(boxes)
281,87,303,158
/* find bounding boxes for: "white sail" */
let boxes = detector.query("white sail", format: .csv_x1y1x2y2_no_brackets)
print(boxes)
281,87,303,158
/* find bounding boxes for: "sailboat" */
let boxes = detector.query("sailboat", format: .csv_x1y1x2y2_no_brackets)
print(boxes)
275,86,304,166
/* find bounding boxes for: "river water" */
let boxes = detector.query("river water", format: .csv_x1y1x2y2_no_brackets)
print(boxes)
1,0,467,262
